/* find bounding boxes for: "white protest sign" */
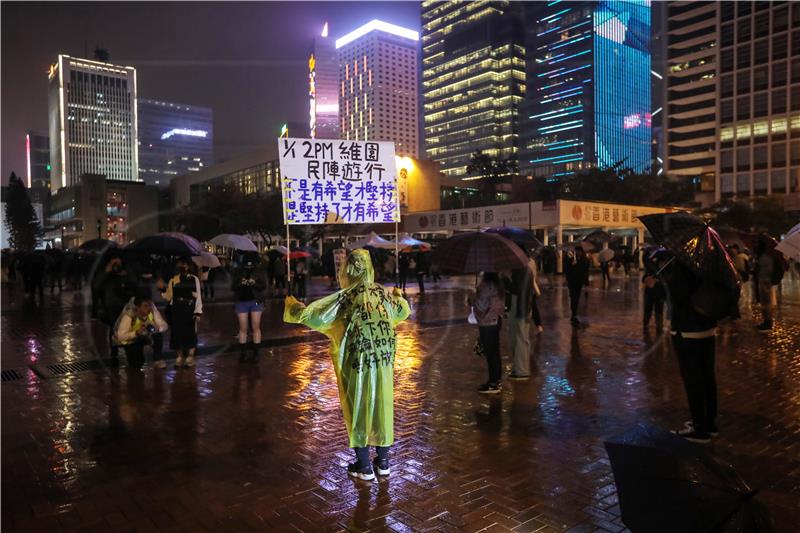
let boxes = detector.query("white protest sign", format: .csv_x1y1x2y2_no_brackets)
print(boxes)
277,138,399,225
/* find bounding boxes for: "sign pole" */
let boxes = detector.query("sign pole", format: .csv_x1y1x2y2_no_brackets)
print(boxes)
394,221,400,287
286,224,291,296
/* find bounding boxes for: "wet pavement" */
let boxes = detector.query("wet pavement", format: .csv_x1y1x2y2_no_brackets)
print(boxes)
2,273,800,532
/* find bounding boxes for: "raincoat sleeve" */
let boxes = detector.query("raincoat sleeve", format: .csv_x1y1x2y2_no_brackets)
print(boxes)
388,289,410,326
283,291,345,340
115,314,137,344
152,305,169,333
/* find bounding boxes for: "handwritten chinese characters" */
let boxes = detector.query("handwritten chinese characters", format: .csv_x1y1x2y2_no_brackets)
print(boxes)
278,138,399,225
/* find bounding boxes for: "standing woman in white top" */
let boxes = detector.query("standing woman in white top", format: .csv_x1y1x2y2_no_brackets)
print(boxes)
159,256,203,368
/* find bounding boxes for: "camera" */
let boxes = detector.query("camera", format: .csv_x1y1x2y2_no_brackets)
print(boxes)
145,324,156,334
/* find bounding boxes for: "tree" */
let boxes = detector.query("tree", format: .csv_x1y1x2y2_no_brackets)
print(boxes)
3,172,42,251
700,197,794,237
466,150,518,203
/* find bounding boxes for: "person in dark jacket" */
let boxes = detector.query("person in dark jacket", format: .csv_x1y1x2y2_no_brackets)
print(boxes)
414,253,426,295
232,254,267,361
564,247,590,325
96,256,136,361
398,254,409,292
662,257,718,444
642,253,666,331
159,257,203,368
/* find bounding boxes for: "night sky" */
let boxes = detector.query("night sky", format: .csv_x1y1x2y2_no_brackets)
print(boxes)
0,1,420,184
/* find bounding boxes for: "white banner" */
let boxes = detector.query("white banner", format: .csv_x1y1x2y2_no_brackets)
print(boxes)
277,138,399,225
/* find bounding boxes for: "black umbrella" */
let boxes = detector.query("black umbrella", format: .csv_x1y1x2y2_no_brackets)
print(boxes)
484,227,543,252
432,232,529,274
126,232,202,257
638,212,740,291
78,239,119,253
583,229,617,246
605,424,775,533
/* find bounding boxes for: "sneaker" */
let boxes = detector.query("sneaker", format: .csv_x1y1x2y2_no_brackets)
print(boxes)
477,382,502,394
153,360,167,369
683,421,719,437
174,356,185,368
373,458,390,477
508,373,530,381
672,427,711,444
347,462,375,481
185,355,196,367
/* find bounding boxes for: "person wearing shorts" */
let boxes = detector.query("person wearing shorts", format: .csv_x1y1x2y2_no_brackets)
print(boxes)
232,254,267,361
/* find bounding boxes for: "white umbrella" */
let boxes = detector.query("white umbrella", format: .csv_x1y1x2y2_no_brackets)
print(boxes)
271,245,289,255
346,232,395,250
776,222,800,260
598,249,615,262
395,233,431,250
209,233,257,252
192,251,221,268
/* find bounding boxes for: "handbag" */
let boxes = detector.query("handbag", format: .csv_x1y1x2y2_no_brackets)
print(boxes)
467,306,478,325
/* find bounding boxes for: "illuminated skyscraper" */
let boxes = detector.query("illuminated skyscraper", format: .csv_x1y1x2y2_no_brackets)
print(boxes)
520,1,652,180
47,55,138,191
337,20,419,157
422,2,525,180
138,99,213,187
26,131,51,189
309,22,340,139
712,1,800,201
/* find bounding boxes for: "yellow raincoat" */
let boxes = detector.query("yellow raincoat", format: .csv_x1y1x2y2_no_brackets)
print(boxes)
284,249,410,447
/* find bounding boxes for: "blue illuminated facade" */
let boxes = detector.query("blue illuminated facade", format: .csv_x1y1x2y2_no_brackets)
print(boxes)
138,99,213,187
520,0,651,180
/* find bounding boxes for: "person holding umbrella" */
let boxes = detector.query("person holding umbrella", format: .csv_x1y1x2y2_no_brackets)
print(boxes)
284,249,410,480
505,260,536,380
564,247,590,325
639,213,742,444
159,256,203,368
469,272,506,393
232,253,267,362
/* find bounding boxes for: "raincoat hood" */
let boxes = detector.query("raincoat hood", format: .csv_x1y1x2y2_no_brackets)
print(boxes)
338,248,374,288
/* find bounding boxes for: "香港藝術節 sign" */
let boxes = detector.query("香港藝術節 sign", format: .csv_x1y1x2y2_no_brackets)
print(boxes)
277,138,399,225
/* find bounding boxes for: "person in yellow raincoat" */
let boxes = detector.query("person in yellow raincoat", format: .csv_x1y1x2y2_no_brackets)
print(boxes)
284,249,410,480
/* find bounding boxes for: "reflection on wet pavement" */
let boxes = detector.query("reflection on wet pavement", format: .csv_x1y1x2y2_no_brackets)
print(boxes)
2,275,799,532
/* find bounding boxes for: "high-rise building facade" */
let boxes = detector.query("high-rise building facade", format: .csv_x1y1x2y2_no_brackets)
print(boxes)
26,131,50,189
336,20,419,157
664,1,718,197
47,55,138,191
422,1,525,179
715,1,800,200
137,99,213,187
521,1,652,181
309,22,340,139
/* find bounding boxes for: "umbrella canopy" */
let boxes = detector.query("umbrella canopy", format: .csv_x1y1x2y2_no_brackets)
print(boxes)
598,248,616,262
714,225,758,251
583,229,617,246
289,250,312,259
192,251,221,269
432,232,529,274
209,233,258,252
126,232,202,257
395,233,431,252
557,240,596,253
776,222,800,261
638,212,740,291
605,424,775,533
484,227,543,251
78,239,119,253
347,232,395,250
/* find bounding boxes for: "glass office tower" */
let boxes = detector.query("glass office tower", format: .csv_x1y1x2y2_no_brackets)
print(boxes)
521,1,652,180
